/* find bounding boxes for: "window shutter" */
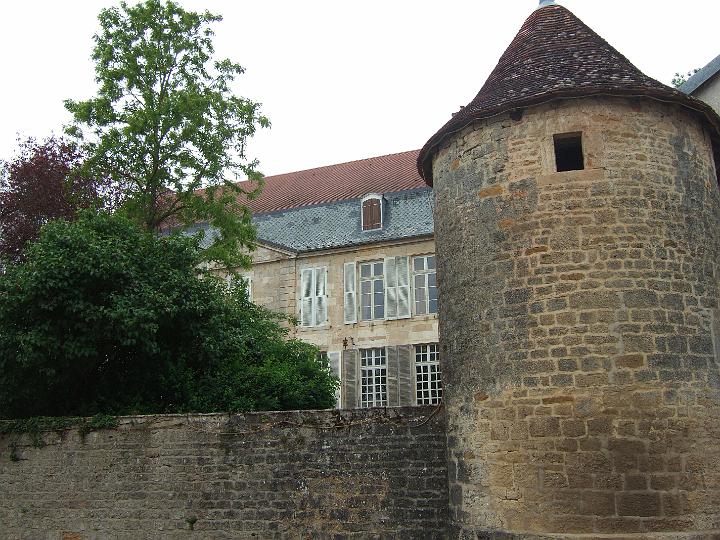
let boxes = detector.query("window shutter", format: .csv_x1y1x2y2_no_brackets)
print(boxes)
384,257,409,320
342,349,358,408
398,345,414,406
370,199,381,228
314,267,328,326
384,257,398,319
362,200,372,230
300,268,314,326
386,346,400,406
343,262,357,324
328,351,342,408
396,256,411,319
362,198,381,230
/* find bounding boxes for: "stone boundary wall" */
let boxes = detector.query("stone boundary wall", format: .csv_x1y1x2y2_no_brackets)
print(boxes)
0,407,448,539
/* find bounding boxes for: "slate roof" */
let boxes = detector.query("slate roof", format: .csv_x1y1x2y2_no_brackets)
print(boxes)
680,54,720,96
418,3,720,183
190,188,434,254
254,188,434,252
244,150,425,215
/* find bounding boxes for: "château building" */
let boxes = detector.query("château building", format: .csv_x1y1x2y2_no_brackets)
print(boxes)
220,150,441,409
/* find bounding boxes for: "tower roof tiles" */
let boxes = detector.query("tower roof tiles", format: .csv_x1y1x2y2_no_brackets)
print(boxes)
418,3,720,183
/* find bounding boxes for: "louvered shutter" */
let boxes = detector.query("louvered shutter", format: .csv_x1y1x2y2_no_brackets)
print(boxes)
300,268,313,326
384,256,410,320
384,257,398,319
398,345,415,406
314,267,328,326
386,346,400,406
342,349,359,408
343,262,357,324
362,200,372,230
396,257,411,319
370,199,381,228
362,198,382,230
328,351,342,408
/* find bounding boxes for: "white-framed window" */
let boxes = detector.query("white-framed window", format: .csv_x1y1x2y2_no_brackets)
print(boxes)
352,256,411,322
359,261,385,321
361,194,383,231
413,255,437,315
360,348,387,407
300,267,328,327
415,343,442,405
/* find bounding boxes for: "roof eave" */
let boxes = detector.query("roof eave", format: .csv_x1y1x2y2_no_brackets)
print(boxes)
418,88,720,184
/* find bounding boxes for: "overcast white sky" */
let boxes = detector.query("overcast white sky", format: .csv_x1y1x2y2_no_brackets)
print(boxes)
1,0,718,176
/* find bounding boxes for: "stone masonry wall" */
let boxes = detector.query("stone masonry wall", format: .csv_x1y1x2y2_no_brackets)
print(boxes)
432,97,720,537
235,238,439,354
227,238,439,367
226,238,440,409
0,407,447,539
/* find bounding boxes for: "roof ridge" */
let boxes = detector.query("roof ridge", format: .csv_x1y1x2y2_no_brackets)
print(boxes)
259,149,420,181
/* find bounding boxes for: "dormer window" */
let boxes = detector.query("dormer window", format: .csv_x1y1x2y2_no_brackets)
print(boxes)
361,194,383,231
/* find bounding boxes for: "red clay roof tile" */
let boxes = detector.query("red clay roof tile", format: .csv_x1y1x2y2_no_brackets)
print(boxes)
244,150,425,215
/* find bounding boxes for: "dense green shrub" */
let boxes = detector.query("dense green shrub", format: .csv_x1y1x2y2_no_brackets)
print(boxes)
0,212,336,418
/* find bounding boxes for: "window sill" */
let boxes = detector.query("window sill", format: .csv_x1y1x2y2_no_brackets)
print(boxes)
350,313,438,327
297,324,330,332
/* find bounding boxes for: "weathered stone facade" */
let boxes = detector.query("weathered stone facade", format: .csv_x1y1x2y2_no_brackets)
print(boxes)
246,238,438,354
0,407,447,539
432,97,720,537
225,238,439,409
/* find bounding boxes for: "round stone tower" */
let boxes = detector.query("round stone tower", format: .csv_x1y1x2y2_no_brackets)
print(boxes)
419,3,720,538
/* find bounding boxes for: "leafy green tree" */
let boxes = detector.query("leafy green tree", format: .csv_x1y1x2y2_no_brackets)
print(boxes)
65,0,269,269
0,212,337,419
672,68,700,89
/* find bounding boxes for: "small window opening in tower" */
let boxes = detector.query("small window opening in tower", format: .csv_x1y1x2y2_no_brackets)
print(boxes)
554,132,584,172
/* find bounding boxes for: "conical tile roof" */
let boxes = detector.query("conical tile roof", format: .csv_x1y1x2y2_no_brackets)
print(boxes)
418,3,720,183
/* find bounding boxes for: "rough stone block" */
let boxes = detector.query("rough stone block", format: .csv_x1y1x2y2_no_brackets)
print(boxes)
616,354,644,369
617,492,661,517
580,490,616,516
623,290,658,308
608,438,646,454
569,291,621,309
587,417,613,435
528,417,561,437
562,419,586,437
625,474,648,490
689,335,713,355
